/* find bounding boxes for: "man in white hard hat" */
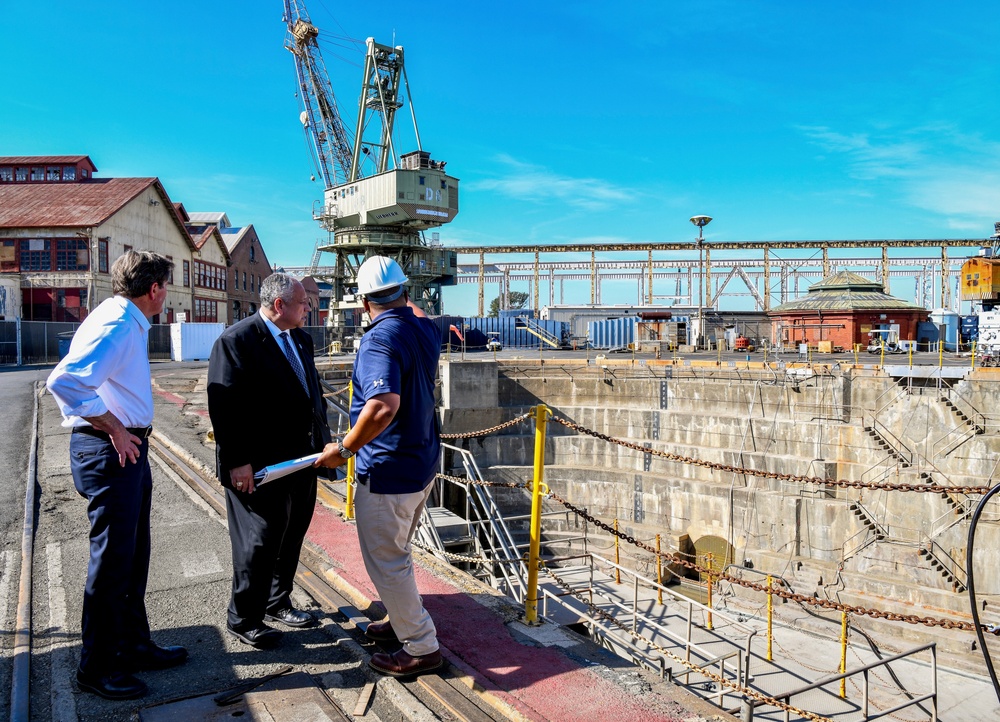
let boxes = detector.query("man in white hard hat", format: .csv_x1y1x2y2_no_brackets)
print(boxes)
315,255,443,677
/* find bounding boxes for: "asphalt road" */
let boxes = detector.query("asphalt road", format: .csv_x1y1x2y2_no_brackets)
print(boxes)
0,366,51,722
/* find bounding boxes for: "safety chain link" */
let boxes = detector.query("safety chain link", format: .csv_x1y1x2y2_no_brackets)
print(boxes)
439,411,533,439
547,491,981,633
434,472,529,491
412,538,523,565
544,568,833,722
549,415,993,495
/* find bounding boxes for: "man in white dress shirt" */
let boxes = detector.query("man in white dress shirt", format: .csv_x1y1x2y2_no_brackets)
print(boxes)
47,250,187,700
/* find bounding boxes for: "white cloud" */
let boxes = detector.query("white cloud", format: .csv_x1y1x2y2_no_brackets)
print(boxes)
797,123,1000,227
465,154,634,211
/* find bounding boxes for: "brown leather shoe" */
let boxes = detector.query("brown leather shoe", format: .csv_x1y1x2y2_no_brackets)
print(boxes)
369,648,442,678
365,619,397,642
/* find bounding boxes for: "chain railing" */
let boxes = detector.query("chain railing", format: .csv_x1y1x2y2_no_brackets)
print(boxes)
429,408,990,636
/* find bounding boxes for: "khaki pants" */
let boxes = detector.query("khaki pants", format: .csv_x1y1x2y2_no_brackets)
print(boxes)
355,482,438,656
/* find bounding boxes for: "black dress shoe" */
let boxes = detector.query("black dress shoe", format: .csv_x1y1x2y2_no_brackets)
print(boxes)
369,649,442,678
76,669,148,700
129,641,188,670
227,622,282,648
265,607,315,628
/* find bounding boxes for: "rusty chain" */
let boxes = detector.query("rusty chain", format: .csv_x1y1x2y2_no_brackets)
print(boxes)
431,412,990,632
544,567,833,722
550,415,994,495
547,490,983,633
439,411,533,439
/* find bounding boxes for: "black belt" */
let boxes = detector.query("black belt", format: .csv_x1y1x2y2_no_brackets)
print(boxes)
73,425,153,441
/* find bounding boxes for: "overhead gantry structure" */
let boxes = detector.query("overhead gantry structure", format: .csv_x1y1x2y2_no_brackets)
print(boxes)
283,0,458,327
443,238,989,316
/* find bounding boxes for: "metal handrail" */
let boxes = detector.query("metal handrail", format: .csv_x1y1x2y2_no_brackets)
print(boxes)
863,416,913,466
768,642,937,722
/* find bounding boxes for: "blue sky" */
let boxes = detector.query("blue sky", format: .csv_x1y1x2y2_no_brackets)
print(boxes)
3,2,999,314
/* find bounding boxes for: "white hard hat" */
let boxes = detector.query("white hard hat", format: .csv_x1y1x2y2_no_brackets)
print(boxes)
356,256,408,302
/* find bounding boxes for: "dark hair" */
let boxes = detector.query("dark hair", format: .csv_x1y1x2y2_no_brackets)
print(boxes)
111,250,173,298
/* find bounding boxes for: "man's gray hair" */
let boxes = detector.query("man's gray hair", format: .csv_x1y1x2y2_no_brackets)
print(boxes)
260,273,299,310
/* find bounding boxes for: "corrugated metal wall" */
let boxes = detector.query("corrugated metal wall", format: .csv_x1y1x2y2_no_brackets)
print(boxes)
455,317,568,349
588,317,637,349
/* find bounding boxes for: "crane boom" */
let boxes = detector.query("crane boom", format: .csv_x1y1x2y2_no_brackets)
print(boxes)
281,0,459,326
283,0,353,188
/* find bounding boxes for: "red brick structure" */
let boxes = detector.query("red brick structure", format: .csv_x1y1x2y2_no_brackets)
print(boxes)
768,271,927,349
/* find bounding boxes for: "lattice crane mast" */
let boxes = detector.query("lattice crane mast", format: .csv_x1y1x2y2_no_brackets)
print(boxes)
281,0,459,324
283,0,353,189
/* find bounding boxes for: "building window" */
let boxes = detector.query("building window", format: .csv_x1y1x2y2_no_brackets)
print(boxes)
249,243,256,262
20,239,51,270
14,167,27,181
55,239,89,270
30,167,44,181
166,255,174,284
194,297,218,322
243,272,247,291
63,166,76,181
98,238,109,273
234,267,239,287
0,167,11,182
0,240,15,272
257,275,261,291
250,274,255,292
46,166,61,181
183,260,190,287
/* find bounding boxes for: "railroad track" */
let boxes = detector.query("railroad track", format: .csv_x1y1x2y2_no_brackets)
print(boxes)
149,436,511,722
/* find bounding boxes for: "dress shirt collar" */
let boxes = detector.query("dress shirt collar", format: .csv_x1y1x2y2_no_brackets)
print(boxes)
117,295,152,333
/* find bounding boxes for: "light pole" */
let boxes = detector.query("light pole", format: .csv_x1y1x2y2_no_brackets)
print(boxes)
689,215,712,349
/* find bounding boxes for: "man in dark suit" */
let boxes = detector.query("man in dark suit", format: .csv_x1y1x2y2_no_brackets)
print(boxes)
207,272,331,648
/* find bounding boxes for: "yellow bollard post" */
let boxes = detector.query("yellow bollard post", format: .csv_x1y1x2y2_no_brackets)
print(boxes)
972,341,977,371
614,519,621,584
706,552,714,630
840,611,848,698
766,575,773,661
656,534,663,605
524,404,549,625
344,381,356,520
939,339,944,368
880,340,885,367
909,342,913,368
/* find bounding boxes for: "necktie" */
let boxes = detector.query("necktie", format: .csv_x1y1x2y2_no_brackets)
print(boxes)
279,332,310,395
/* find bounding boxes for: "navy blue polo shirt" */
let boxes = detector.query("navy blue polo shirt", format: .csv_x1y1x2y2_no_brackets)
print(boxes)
351,306,441,493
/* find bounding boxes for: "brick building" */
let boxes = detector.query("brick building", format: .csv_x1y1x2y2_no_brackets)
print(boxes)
768,271,928,349
187,213,271,324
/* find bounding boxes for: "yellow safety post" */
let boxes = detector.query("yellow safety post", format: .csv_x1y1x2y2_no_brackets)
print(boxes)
614,519,621,584
656,534,663,605
524,404,549,625
908,342,913,368
766,575,773,661
840,611,848,698
939,339,944,368
853,344,859,366
880,340,885,367
344,381,356,520
706,552,714,630
972,341,978,371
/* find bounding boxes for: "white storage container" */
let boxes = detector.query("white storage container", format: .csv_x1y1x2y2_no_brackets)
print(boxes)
170,322,224,361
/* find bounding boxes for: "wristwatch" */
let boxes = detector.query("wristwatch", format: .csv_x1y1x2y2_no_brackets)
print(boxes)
339,442,355,459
